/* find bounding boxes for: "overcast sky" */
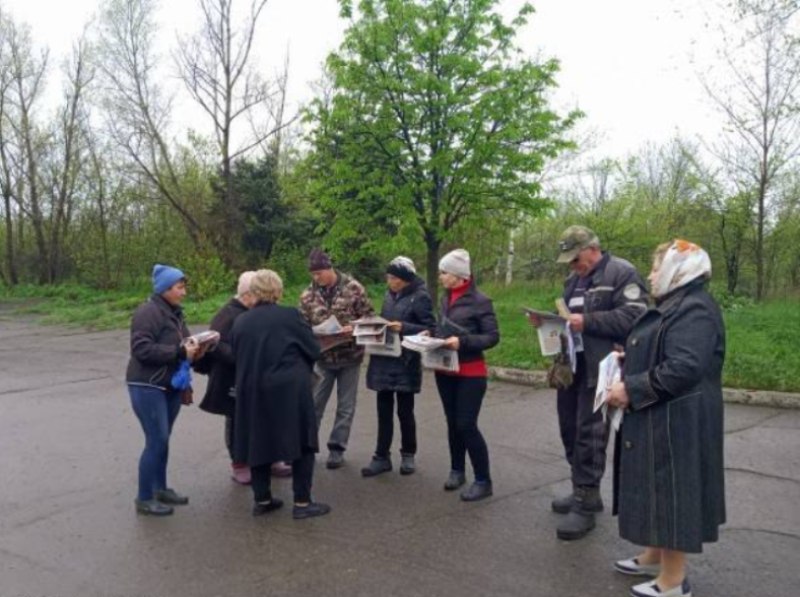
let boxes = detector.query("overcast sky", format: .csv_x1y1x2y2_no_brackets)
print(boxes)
1,0,727,158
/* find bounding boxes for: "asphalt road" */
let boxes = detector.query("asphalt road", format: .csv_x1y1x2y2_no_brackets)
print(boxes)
0,311,797,597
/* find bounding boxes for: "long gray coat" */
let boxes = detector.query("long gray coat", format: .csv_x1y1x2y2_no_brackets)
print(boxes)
614,279,726,553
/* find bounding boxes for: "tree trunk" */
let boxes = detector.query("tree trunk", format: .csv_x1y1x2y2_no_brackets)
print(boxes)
2,193,17,285
425,234,441,308
505,235,514,286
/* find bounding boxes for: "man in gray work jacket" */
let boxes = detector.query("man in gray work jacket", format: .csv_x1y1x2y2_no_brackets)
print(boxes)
533,226,648,540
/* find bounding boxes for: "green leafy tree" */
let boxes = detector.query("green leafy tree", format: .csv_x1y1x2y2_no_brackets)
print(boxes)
306,0,579,298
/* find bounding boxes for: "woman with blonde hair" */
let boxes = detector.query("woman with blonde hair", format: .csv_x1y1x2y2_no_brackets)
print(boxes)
607,240,726,597
231,269,330,519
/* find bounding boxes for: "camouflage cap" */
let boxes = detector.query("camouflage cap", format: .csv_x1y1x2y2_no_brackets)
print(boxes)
556,225,600,263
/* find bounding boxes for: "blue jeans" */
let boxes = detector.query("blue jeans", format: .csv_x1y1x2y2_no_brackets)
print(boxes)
128,385,181,501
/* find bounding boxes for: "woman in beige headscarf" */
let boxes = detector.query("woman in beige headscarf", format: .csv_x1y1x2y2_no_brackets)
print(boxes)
607,240,726,597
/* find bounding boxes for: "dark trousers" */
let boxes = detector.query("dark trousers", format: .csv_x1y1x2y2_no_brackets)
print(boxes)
375,390,417,458
128,385,181,501
556,354,610,488
435,374,490,482
251,451,315,504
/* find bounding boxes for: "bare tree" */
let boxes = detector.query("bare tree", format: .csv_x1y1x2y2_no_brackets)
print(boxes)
0,9,19,285
96,0,205,247
3,16,50,283
702,0,800,299
175,0,295,263
42,33,94,281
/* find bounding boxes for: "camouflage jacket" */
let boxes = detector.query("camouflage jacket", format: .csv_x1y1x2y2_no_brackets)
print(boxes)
299,270,374,367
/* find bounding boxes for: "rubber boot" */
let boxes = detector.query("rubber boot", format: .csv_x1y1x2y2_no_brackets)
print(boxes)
552,487,604,514
556,487,598,540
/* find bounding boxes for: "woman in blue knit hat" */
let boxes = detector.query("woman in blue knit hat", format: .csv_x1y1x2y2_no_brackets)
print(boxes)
125,264,204,516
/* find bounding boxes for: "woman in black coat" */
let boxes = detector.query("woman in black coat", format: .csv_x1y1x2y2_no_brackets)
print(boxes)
607,240,725,597
434,249,500,503
231,269,330,520
361,256,436,477
195,271,257,484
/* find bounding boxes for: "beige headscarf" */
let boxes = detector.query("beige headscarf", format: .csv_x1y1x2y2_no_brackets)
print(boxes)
652,240,711,298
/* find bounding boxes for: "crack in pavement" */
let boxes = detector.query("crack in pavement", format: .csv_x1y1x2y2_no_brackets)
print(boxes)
0,374,113,396
725,466,800,486
721,527,800,542
724,411,785,435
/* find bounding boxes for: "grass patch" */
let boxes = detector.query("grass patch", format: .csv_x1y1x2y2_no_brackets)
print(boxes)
2,282,798,392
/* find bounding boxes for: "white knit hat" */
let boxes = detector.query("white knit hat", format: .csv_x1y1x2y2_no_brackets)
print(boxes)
438,249,471,279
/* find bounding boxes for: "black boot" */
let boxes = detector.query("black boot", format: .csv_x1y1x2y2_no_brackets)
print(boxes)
556,487,599,540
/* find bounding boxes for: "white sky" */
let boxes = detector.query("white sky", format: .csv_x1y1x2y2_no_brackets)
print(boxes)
0,0,727,158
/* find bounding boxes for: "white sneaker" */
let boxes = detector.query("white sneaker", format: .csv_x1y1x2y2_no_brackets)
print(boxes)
630,578,692,597
614,557,660,577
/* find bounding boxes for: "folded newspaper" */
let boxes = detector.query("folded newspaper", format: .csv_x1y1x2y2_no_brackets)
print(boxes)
312,315,344,336
352,316,390,335
365,329,402,357
523,307,567,357
184,330,220,351
311,315,351,352
401,334,459,372
593,351,624,432
400,334,448,352
353,316,390,346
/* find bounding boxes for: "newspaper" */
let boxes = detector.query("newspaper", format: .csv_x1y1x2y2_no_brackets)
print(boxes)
353,316,390,346
523,308,567,357
312,315,344,335
401,334,458,372
185,330,220,351
311,315,351,352
401,334,449,352
421,348,459,372
352,315,390,334
365,329,402,357
593,351,624,432
356,327,387,346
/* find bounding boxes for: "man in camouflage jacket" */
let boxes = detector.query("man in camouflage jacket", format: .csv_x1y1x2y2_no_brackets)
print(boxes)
299,249,374,469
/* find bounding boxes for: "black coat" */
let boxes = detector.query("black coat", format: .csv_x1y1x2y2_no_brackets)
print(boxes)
125,294,190,388
613,280,726,553
231,303,321,467
366,276,436,393
196,298,248,416
436,281,500,365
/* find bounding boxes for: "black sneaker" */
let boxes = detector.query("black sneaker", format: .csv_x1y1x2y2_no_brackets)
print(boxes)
135,499,174,516
252,498,285,516
293,502,332,520
154,488,189,505
361,456,392,477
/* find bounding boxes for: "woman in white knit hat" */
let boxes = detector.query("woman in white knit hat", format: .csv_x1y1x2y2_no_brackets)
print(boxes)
433,249,500,502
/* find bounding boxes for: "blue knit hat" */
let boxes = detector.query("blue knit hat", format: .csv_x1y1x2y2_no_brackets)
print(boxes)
152,264,186,294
